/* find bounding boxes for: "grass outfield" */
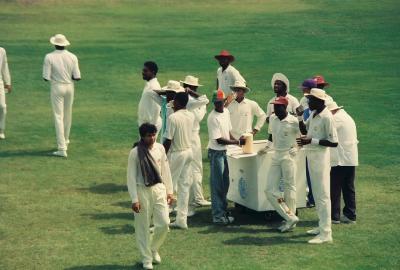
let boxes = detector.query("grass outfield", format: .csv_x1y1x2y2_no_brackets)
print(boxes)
1,0,399,269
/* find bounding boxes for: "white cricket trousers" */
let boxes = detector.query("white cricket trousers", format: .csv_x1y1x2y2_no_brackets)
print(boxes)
50,82,74,151
265,151,297,221
189,132,206,203
134,183,170,265
306,149,332,238
168,148,193,226
0,83,6,133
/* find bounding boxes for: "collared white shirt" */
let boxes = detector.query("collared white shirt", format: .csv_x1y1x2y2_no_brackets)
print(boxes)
266,94,300,118
227,98,266,139
42,50,81,84
217,65,245,95
207,109,232,151
188,95,208,133
127,143,173,203
138,78,162,128
268,114,299,151
164,109,194,152
0,48,11,85
330,109,359,166
305,107,339,150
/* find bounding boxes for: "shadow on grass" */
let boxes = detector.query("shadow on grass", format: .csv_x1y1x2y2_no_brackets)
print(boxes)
0,149,57,158
100,224,134,235
78,183,127,194
83,212,133,220
111,201,131,208
65,263,142,270
222,234,310,246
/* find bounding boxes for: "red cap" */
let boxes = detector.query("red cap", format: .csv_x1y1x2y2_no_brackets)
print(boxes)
270,96,289,106
313,75,330,87
214,50,235,62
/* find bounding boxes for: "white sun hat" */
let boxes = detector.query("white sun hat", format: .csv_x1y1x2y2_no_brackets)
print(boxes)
180,75,203,87
161,80,185,93
304,88,328,101
230,80,251,93
50,34,70,46
271,73,290,92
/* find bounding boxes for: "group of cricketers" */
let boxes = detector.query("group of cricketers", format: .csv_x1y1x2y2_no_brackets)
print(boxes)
0,35,358,270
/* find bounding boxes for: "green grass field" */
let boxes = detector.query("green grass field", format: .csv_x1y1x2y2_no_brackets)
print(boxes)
1,0,399,269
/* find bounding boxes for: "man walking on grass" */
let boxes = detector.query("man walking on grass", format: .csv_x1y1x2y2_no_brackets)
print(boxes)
0,46,11,140
127,123,174,270
43,34,81,158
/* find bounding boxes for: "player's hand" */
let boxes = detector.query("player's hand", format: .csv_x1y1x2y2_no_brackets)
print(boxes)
167,194,175,205
289,147,298,157
4,84,11,93
296,137,311,146
252,129,259,136
132,202,141,213
258,146,270,155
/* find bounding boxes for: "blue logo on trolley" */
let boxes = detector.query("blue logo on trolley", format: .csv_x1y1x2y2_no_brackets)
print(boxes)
239,177,247,199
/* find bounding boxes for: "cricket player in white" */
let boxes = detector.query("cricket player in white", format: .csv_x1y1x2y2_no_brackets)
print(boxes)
326,100,358,224
215,50,245,96
127,123,174,270
180,75,211,210
266,73,300,122
259,96,300,232
297,88,338,244
43,34,81,157
226,81,266,140
163,92,194,229
0,47,11,140
138,61,162,138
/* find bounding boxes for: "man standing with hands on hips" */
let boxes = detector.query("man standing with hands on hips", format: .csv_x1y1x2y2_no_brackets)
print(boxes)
297,88,338,244
0,46,11,140
43,34,81,158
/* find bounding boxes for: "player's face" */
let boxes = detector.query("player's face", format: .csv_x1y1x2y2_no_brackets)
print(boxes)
143,132,156,146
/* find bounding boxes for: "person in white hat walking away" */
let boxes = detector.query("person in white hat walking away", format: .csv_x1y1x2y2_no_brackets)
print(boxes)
138,61,162,139
226,81,266,140
179,75,211,212
127,123,174,270
0,47,11,140
163,92,194,229
259,96,300,232
266,73,300,122
297,88,338,244
326,100,358,224
43,34,81,157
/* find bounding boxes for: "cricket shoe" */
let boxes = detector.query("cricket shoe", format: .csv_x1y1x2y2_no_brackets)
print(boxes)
280,216,299,233
152,251,161,264
306,227,320,235
341,215,356,224
52,150,67,157
308,235,333,244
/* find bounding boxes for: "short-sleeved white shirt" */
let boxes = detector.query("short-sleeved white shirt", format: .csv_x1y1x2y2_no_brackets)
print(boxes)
42,50,80,84
266,94,300,118
217,65,245,95
207,109,232,151
268,114,300,151
305,107,339,150
227,98,266,139
164,109,194,152
330,109,359,166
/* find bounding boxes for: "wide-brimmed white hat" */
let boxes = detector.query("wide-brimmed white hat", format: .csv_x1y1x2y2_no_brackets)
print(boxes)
271,73,290,92
305,88,328,101
161,80,185,93
325,99,343,111
50,34,70,46
180,75,203,87
230,80,251,93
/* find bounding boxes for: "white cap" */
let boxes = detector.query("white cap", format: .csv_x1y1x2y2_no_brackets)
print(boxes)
271,73,290,92
161,80,185,93
180,75,202,87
